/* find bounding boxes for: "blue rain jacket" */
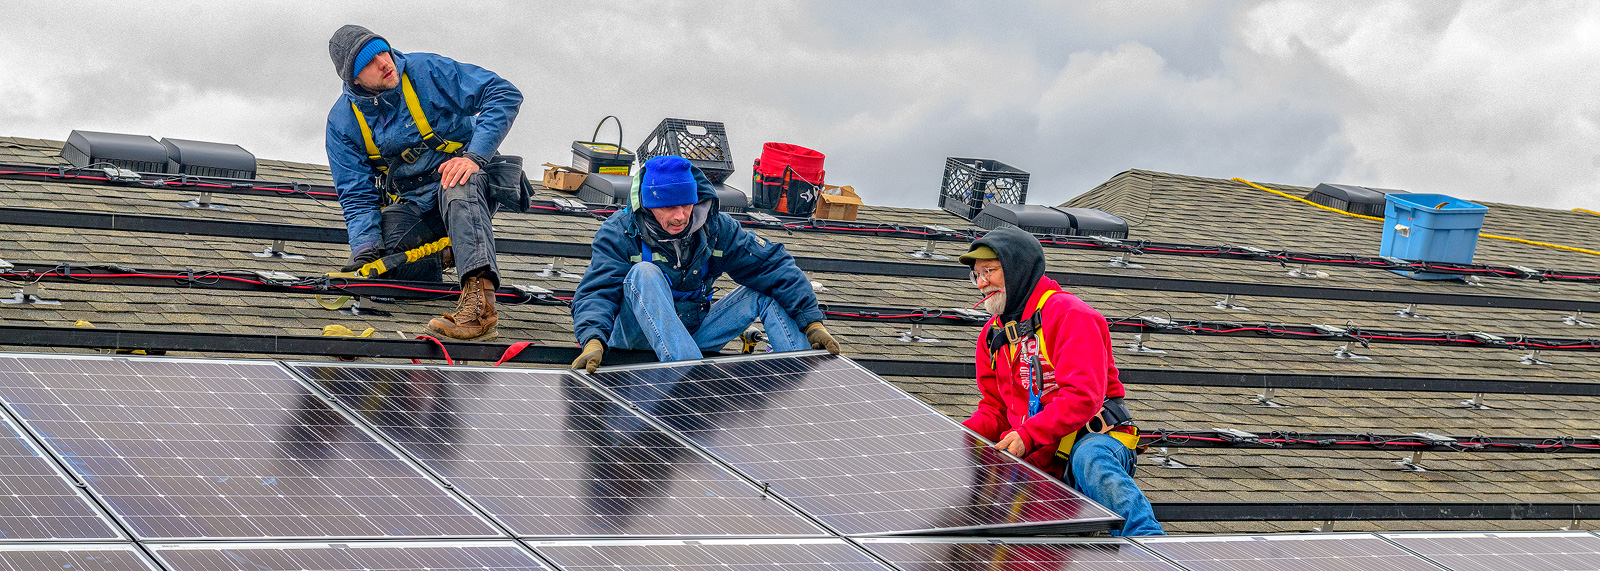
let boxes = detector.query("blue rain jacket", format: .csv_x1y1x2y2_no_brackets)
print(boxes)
324,50,522,253
571,164,825,346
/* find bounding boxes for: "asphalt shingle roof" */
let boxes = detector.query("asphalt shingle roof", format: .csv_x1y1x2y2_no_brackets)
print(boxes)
3,135,1599,535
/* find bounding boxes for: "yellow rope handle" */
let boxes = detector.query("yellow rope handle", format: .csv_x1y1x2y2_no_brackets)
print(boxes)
1232,177,1600,257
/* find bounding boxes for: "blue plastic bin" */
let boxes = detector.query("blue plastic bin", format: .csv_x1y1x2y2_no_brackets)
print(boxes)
1380,193,1488,280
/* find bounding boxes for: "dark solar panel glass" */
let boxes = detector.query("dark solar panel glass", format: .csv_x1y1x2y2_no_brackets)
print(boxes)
1383,531,1600,571
531,539,892,571
1139,534,1441,571
292,363,821,537
861,538,1184,571
151,541,550,570
0,414,120,540
0,545,155,570
0,355,498,539
587,353,1119,535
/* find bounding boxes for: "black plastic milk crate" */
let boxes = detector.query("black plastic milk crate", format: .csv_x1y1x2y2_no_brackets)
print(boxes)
939,157,1029,220
635,118,735,184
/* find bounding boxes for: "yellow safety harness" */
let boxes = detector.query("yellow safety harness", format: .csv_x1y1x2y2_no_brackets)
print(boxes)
989,290,1140,463
348,73,465,174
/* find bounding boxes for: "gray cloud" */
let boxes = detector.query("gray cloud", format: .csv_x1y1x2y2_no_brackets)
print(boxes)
0,0,1593,213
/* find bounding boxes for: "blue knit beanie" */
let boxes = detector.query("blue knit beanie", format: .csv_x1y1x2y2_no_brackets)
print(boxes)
352,38,390,78
641,156,699,208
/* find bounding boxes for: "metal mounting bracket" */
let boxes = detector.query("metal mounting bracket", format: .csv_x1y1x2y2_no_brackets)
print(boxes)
1213,293,1248,311
1333,342,1370,360
1396,303,1427,319
252,239,304,259
182,190,228,210
1520,350,1550,365
1126,332,1166,354
810,280,828,293
1395,450,1428,472
338,296,392,317
1251,387,1284,408
1460,392,1492,410
536,260,583,280
1149,448,1190,469
907,238,948,260
1312,520,1336,533
1107,251,1143,269
1563,311,1594,327
897,322,940,343
0,283,60,305
1287,263,1329,279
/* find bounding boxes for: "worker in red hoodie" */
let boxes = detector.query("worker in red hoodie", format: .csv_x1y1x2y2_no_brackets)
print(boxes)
959,226,1163,536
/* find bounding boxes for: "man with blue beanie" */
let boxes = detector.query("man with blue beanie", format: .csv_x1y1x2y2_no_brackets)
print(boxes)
569,155,840,371
325,24,522,341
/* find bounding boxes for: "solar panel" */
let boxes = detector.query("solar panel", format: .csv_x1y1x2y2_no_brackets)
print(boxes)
0,354,499,540
290,362,823,537
0,544,157,570
1137,534,1442,571
1382,531,1600,571
149,540,551,570
0,412,121,540
529,538,893,571
586,352,1119,535
859,537,1184,570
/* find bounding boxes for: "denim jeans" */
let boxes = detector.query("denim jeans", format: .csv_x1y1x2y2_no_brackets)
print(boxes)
379,172,499,286
1069,432,1166,536
607,262,809,362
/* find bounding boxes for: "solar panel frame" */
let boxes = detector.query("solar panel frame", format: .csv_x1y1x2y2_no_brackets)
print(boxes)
0,543,161,570
1135,533,1446,571
1380,531,1600,571
146,540,555,571
586,351,1122,536
857,536,1187,571
528,537,896,571
0,353,504,541
285,360,829,538
0,409,124,541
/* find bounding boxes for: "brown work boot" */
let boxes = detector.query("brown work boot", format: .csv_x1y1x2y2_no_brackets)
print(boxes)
426,275,498,341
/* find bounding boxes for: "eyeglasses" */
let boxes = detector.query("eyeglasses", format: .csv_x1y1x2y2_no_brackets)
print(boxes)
969,266,1001,285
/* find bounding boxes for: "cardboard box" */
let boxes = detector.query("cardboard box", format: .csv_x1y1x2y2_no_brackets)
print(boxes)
816,185,862,221
540,163,587,192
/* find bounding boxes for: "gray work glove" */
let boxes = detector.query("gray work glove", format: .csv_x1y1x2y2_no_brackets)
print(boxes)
571,339,605,373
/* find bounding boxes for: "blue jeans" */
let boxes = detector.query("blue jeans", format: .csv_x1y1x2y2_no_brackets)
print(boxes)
1070,432,1165,536
607,263,809,362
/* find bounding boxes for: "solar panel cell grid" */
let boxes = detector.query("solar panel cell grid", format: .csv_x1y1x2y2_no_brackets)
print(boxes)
1138,534,1442,571
860,538,1184,571
587,353,1119,535
530,538,892,571
150,541,551,571
0,413,120,540
291,363,822,537
1382,531,1600,571
0,355,498,540
0,544,156,571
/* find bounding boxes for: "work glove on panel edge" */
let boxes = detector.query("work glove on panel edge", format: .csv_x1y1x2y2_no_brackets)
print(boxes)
571,339,605,373
803,322,840,355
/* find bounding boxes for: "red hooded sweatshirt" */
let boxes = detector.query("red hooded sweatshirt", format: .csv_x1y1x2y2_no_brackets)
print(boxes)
962,275,1126,473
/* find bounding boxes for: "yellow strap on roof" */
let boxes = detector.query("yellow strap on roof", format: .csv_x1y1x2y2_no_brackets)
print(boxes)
1233,177,1600,258
401,74,464,154
1575,208,1600,217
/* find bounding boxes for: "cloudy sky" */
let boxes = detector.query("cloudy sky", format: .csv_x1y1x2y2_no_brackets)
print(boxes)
2,1,1595,211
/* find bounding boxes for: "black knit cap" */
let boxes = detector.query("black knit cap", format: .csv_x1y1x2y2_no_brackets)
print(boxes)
328,24,387,88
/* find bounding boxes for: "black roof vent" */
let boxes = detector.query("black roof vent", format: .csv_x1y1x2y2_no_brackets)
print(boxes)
161,138,256,179
714,184,747,213
61,130,169,173
1306,183,1408,218
576,173,632,205
938,157,1029,220
974,203,1129,239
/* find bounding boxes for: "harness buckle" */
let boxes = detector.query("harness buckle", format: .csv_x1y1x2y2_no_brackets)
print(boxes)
1003,321,1021,346
399,144,427,164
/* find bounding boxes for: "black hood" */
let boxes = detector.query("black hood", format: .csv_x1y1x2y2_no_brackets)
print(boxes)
328,24,386,89
967,226,1046,323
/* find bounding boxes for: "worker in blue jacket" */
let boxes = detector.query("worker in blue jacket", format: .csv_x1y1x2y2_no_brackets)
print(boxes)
324,24,522,341
569,155,840,371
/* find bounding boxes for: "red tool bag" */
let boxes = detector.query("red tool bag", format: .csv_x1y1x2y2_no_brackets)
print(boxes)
752,142,824,216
